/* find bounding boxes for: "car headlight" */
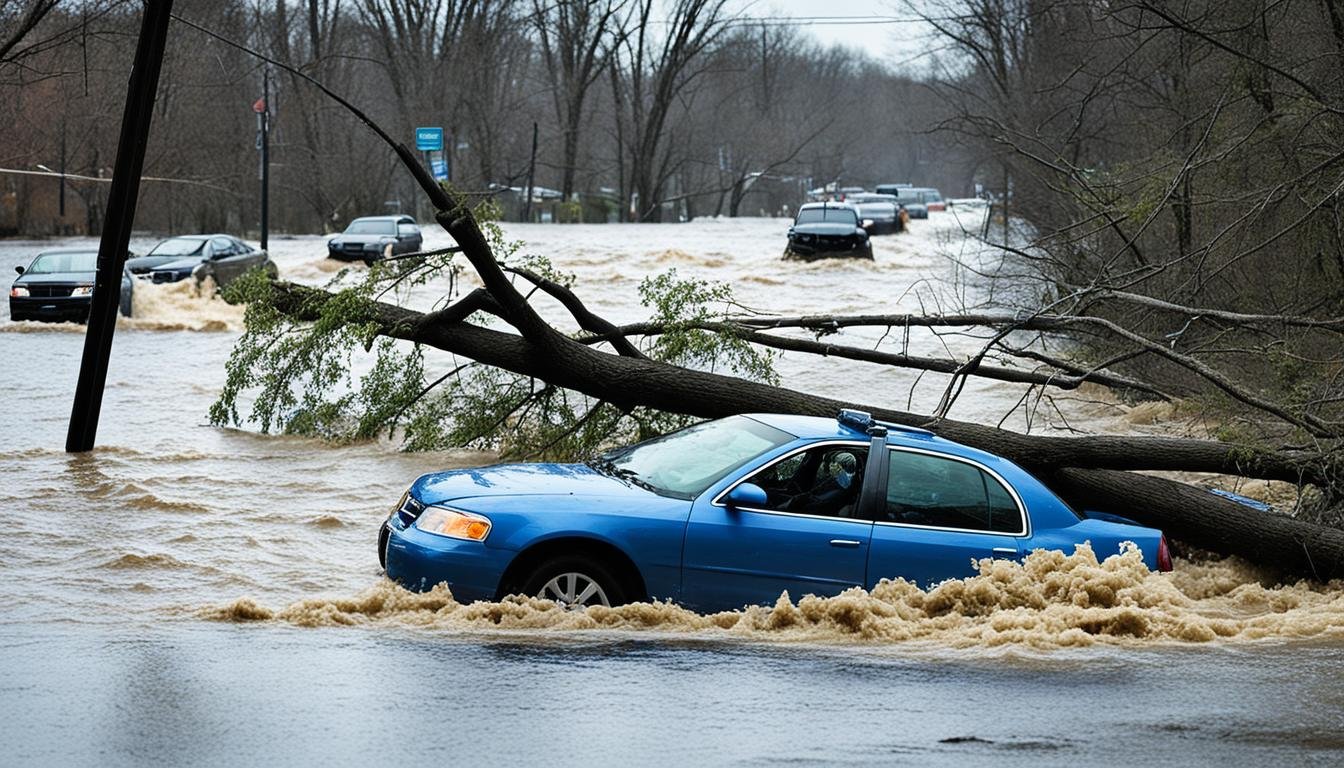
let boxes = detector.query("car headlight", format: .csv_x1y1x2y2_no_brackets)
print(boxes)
330,240,342,249
10,286,28,297
414,506,491,541
72,285,94,296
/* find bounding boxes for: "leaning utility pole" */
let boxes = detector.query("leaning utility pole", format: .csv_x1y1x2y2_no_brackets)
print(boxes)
66,0,175,453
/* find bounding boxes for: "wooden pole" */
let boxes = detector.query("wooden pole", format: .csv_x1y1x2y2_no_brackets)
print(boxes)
523,121,538,222
66,0,175,453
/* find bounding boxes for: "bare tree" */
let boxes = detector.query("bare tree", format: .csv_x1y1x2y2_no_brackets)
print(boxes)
608,0,729,221
530,0,623,199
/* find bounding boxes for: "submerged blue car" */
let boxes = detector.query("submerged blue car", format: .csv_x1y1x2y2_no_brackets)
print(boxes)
380,411,1172,612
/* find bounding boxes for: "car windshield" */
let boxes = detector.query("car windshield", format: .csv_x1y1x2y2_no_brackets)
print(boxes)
795,208,857,225
344,220,396,235
149,238,206,256
593,416,792,499
26,251,97,273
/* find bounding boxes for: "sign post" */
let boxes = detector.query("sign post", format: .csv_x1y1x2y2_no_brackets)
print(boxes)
415,127,447,186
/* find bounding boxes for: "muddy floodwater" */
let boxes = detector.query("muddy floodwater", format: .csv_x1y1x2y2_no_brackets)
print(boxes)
4,212,1344,765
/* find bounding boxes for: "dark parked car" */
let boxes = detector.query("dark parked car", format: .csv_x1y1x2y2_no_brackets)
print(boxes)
129,234,275,287
913,187,946,212
878,186,926,219
784,203,873,261
9,248,133,322
327,215,423,263
845,193,903,235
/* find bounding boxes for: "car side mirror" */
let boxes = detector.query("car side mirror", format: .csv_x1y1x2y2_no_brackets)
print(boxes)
723,482,768,509
14,265,24,275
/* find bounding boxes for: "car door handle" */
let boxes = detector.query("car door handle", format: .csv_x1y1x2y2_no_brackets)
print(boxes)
829,539,863,548
991,547,1017,557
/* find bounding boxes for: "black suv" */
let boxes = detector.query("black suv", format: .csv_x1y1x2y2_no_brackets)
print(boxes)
783,203,873,261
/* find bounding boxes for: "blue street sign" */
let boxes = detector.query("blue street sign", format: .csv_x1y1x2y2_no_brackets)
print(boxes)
415,126,443,152
430,158,448,181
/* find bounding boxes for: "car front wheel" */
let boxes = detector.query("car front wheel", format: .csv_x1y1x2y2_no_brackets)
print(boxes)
522,556,625,609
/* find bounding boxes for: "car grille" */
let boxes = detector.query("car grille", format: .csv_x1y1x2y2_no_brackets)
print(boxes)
344,243,365,254
151,271,184,284
816,235,857,249
26,285,75,298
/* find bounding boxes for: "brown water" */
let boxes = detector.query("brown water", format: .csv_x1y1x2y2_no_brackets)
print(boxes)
4,213,1344,765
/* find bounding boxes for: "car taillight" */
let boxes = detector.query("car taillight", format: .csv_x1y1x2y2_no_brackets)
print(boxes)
1157,535,1173,572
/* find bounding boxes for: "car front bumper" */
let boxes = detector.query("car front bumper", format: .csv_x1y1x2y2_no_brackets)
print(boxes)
381,514,516,602
784,240,873,261
9,295,91,322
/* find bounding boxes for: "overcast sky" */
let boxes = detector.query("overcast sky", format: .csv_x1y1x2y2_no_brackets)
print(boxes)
753,0,933,65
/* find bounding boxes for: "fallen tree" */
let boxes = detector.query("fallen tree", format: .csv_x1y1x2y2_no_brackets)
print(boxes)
191,17,1343,580
238,196,1344,579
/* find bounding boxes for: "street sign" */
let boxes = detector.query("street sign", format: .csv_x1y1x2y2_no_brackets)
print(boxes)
430,157,448,181
415,127,443,152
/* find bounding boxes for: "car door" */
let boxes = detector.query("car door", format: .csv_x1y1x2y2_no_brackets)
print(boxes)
396,221,421,254
233,237,262,272
681,441,874,612
865,447,1025,589
206,237,239,284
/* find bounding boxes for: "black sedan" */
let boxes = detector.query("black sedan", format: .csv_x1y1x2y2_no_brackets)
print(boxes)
129,234,275,287
327,215,424,263
783,203,873,261
9,249,133,323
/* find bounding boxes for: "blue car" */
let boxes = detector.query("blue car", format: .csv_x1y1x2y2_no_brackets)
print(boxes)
380,411,1173,612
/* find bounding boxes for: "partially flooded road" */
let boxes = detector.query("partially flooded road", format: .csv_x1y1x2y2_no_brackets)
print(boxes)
3,213,1344,765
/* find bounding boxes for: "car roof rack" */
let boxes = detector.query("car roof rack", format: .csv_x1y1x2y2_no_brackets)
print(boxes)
836,409,934,437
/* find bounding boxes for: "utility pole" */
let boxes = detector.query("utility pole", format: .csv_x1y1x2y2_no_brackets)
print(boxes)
523,121,538,223
66,0,174,453
59,120,67,219
256,66,270,251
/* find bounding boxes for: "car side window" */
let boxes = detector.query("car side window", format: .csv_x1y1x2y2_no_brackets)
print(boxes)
210,237,234,256
737,445,868,519
397,222,419,236
879,450,1023,534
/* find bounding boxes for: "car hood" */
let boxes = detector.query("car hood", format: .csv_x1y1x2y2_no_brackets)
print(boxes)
412,462,661,505
15,269,97,285
149,256,207,271
792,223,862,236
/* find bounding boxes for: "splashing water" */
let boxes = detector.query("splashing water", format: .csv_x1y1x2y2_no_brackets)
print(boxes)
201,544,1344,648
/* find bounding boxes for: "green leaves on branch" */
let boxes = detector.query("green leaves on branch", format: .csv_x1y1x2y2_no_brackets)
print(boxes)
211,219,777,459
638,268,779,385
